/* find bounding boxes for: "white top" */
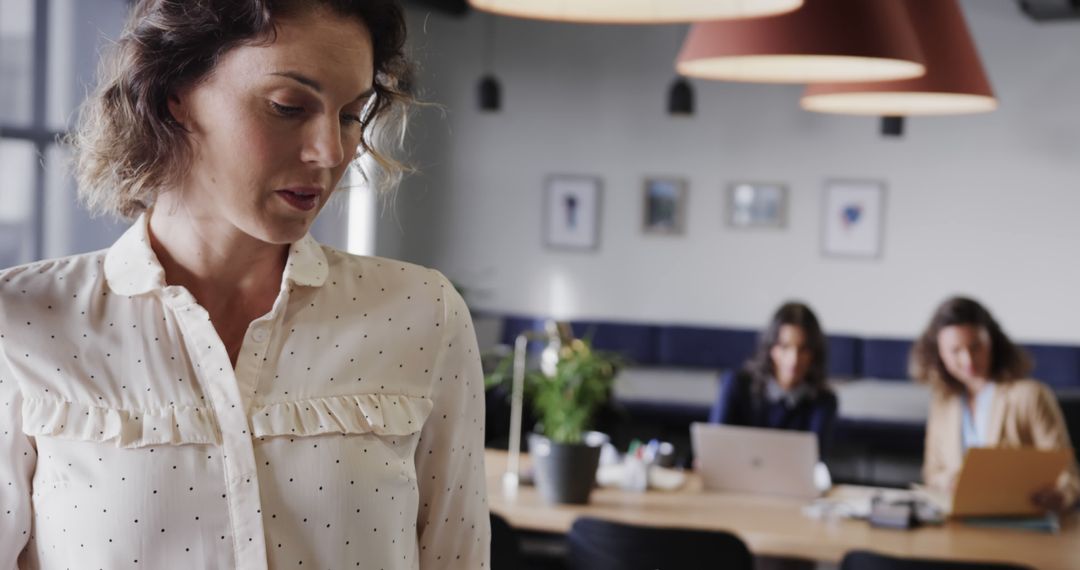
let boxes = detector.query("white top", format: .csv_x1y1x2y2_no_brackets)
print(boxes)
0,216,490,569
961,383,996,452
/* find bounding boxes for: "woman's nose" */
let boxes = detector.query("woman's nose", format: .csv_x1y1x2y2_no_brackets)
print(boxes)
301,117,346,168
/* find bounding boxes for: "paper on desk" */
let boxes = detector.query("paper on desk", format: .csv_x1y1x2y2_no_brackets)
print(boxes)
596,463,687,491
803,488,919,521
951,447,1072,517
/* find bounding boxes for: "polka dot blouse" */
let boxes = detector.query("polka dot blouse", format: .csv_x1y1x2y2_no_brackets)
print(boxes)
0,215,491,569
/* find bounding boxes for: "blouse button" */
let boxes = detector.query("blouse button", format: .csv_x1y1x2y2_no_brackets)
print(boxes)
251,328,270,343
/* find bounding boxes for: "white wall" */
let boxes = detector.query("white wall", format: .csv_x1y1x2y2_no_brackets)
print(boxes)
393,1,1080,343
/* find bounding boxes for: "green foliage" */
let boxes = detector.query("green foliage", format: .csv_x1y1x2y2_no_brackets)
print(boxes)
486,337,622,445
484,348,515,390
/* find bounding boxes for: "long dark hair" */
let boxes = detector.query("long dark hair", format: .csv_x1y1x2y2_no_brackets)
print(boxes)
743,302,829,397
909,296,1032,395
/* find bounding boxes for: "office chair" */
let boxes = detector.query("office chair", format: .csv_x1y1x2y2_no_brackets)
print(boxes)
567,517,753,570
840,550,1035,570
490,512,525,570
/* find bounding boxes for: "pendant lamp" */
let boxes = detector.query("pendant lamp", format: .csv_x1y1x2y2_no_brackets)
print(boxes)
667,77,694,116
881,116,904,137
801,0,996,115
478,75,502,111
477,14,502,112
676,0,925,84
467,0,803,24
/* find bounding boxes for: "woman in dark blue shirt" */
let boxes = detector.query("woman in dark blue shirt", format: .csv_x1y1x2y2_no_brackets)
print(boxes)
709,302,838,457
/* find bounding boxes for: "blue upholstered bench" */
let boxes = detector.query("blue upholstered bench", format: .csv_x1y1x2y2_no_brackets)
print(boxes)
497,313,1080,391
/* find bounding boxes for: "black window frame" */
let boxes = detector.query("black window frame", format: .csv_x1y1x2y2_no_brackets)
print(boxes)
0,0,66,262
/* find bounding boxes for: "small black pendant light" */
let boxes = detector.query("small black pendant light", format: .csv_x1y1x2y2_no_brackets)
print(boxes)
880,115,905,137
479,75,501,112
478,14,501,112
667,77,694,116
667,27,694,116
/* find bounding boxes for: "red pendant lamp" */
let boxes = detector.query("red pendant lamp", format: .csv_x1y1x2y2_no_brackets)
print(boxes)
676,0,925,84
801,0,996,115
467,0,804,24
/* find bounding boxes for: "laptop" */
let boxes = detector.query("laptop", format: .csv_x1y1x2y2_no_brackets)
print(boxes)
690,422,821,500
924,447,1074,517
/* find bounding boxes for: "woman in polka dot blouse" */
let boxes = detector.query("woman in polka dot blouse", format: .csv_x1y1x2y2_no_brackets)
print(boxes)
0,1,490,568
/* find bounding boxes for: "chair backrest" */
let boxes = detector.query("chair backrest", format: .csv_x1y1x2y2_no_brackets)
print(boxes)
840,550,1035,570
490,512,524,570
567,517,753,570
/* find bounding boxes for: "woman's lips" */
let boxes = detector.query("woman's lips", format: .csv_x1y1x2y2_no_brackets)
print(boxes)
276,189,320,211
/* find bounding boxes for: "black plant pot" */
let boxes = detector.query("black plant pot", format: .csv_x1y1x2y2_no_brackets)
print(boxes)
528,432,605,505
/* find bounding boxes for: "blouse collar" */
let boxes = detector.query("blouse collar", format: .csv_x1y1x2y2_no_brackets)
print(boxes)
765,377,814,408
105,213,328,296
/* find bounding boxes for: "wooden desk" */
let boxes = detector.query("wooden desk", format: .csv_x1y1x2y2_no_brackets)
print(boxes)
486,450,1079,569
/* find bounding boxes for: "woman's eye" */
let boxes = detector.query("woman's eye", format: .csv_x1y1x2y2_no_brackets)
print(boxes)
340,113,363,126
270,101,303,116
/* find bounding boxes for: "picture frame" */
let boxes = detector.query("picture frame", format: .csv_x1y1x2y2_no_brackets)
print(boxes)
726,182,787,229
642,177,688,235
821,179,886,259
543,175,602,251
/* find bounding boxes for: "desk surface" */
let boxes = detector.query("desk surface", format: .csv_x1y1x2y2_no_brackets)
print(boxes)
486,450,1079,568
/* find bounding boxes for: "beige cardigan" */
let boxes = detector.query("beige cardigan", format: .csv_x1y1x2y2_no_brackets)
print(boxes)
923,378,1080,508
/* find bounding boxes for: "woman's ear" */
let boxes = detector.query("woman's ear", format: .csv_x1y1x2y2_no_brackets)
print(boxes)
166,92,189,129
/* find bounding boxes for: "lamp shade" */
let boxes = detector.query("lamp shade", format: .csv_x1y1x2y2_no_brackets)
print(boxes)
801,0,996,115
676,0,925,84
467,0,803,24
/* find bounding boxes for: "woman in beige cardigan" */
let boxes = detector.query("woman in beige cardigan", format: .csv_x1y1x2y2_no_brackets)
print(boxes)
910,296,1079,511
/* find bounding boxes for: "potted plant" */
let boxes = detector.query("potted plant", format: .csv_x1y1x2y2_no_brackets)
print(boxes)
487,322,622,504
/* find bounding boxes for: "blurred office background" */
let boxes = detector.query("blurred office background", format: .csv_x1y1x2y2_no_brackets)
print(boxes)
5,1,1080,568
4,0,1079,342
4,0,1080,483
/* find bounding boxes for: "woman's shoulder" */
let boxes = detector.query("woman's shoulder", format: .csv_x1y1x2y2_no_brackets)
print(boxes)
813,384,839,407
0,252,110,364
927,385,961,410
997,378,1055,404
0,250,109,306
322,246,448,284
1,249,108,279
727,369,756,389
318,246,466,316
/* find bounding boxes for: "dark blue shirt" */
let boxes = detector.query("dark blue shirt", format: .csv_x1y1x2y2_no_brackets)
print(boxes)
708,370,838,458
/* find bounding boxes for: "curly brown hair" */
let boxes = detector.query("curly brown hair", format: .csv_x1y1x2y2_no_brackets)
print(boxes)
72,0,413,220
909,296,1032,394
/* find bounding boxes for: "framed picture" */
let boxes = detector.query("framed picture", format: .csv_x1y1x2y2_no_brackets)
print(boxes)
544,175,602,251
726,182,787,229
642,177,687,235
821,179,886,259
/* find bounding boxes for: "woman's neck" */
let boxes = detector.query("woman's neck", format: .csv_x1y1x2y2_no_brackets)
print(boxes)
961,377,991,407
147,202,287,311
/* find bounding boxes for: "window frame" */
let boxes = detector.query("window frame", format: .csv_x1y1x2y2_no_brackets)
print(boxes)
0,0,65,262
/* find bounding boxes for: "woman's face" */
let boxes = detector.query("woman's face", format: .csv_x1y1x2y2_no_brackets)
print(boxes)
937,324,992,388
770,324,814,390
166,8,374,244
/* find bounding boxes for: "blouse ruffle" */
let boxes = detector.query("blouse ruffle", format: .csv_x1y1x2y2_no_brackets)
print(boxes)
21,392,432,447
250,393,432,438
21,397,220,448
